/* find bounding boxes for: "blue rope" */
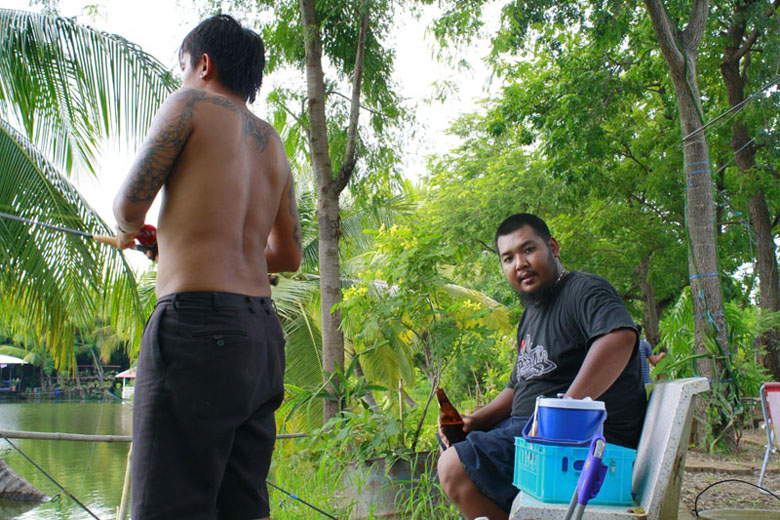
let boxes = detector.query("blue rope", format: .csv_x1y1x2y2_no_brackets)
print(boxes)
690,273,719,279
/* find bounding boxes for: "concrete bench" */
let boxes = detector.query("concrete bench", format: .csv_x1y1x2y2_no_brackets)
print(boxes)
510,377,710,520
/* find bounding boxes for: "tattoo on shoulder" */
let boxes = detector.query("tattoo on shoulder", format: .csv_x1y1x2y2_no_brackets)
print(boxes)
124,89,281,203
198,90,277,152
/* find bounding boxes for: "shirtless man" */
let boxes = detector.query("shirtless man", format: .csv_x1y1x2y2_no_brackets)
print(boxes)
113,15,301,520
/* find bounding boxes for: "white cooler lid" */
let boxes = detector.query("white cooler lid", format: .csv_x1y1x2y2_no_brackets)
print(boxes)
537,397,605,410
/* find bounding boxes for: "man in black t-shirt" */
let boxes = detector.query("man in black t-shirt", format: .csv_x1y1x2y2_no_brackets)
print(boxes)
437,213,646,519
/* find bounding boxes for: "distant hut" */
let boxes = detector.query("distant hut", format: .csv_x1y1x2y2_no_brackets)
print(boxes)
115,367,136,400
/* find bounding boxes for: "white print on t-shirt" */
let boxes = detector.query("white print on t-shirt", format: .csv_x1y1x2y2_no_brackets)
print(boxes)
516,334,557,379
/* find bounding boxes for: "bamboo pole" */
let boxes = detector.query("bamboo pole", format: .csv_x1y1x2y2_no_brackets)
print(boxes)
116,445,131,520
0,430,308,442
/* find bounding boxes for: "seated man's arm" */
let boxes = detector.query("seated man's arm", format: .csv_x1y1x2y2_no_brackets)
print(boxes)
648,351,666,366
466,387,514,432
113,90,195,247
564,328,636,400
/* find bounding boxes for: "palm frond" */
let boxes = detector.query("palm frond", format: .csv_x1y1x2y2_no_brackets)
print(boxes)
0,8,177,176
0,117,144,371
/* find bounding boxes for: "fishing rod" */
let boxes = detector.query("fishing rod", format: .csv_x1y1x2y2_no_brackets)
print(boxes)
0,430,103,520
0,211,285,284
0,211,157,257
267,480,338,519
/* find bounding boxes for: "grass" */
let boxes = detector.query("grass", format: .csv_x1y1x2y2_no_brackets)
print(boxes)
267,443,462,519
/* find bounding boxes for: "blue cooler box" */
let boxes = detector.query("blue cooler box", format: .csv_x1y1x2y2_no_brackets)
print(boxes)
513,437,635,505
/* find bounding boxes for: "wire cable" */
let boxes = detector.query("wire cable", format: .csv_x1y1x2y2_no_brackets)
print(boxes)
694,478,780,517
683,75,780,142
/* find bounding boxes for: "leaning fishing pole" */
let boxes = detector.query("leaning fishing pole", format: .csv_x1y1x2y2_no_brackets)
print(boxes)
0,211,157,258
0,431,102,520
267,480,338,519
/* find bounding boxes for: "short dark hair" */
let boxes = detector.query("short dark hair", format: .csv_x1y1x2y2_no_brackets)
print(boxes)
180,15,265,103
494,213,552,251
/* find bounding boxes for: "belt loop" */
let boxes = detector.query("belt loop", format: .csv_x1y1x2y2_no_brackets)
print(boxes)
262,298,271,315
212,292,221,311
172,294,180,310
246,296,256,313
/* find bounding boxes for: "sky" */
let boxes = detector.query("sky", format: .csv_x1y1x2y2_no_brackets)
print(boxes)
2,0,503,268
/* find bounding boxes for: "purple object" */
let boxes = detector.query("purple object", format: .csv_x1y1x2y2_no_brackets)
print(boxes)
575,434,608,505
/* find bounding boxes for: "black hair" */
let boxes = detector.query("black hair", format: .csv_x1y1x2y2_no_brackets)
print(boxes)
180,14,265,103
494,213,552,251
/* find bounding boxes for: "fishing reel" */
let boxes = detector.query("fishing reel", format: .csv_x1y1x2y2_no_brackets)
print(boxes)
129,224,158,261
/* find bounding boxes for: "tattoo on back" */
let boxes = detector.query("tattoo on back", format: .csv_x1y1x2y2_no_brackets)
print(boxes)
125,89,278,203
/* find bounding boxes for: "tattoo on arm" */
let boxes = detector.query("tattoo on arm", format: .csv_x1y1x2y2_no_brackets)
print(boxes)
288,175,302,249
124,90,206,202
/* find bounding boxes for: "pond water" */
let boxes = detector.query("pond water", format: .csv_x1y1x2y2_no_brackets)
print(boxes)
0,398,132,520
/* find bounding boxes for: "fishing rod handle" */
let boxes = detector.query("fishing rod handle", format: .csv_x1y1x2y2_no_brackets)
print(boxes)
93,235,119,247
93,235,156,255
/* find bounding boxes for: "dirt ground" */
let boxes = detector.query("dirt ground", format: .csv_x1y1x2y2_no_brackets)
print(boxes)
678,429,780,518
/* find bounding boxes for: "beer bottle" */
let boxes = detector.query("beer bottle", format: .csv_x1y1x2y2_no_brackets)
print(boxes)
437,387,467,444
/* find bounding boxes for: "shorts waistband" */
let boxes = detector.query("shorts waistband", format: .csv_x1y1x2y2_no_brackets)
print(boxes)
156,291,275,314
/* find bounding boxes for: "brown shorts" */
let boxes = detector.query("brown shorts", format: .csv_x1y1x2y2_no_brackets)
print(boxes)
131,291,285,520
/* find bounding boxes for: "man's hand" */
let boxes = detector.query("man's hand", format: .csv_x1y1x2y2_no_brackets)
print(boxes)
437,415,474,450
649,351,666,366
116,227,138,250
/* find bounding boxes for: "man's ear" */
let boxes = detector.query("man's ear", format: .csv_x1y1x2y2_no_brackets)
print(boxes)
198,53,217,80
549,237,560,258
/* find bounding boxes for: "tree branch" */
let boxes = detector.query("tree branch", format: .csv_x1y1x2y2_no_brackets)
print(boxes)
643,0,686,73
334,4,369,196
683,0,710,52
733,29,760,63
618,140,652,175
327,89,390,118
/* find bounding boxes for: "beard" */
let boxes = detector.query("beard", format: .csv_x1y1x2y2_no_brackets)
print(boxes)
518,277,560,307
517,253,563,308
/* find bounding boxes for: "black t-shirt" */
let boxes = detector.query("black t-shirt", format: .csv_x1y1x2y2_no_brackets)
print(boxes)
506,271,647,448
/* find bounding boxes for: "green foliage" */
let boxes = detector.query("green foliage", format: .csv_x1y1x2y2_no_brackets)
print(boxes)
658,287,770,450
0,8,176,174
0,8,176,369
305,407,412,464
339,220,512,396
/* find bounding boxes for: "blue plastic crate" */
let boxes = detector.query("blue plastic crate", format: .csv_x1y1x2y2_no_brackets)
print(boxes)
513,437,635,505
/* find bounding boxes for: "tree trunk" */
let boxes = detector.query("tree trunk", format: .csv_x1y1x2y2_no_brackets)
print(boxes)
299,0,369,422
90,348,104,383
644,0,732,445
300,0,344,422
719,0,780,380
638,256,661,347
